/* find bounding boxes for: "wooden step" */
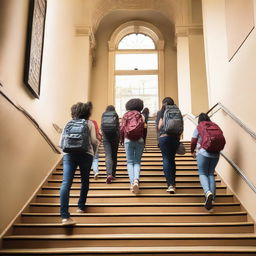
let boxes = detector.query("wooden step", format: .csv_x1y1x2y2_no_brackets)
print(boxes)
51,171,217,179
3,133,255,254
28,202,241,213
46,179,223,188
98,161,198,166
3,233,256,248
12,222,254,235
36,193,234,203
40,185,227,194
20,212,249,224
1,246,256,256
98,157,195,162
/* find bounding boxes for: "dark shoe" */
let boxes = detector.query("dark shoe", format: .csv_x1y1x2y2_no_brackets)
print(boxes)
205,191,213,210
106,175,114,184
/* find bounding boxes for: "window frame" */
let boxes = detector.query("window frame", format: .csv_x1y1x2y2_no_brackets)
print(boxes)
108,21,165,112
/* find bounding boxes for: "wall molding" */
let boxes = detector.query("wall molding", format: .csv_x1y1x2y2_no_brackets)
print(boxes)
175,24,203,37
75,25,96,49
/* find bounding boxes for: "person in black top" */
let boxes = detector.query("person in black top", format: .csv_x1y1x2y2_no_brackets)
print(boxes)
101,105,120,184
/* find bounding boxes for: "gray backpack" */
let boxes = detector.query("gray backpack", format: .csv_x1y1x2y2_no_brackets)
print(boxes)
60,119,89,153
163,105,183,135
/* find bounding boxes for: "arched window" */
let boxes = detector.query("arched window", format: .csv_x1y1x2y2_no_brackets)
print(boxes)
118,34,155,49
108,21,164,116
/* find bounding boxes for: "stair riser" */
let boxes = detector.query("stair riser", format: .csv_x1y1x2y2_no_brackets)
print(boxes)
45,180,222,188
20,214,248,224
28,205,241,213
40,188,227,194
3,238,256,248
51,175,214,182
35,196,234,204
57,168,199,172
54,173,200,179
98,158,195,162
1,253,254,256
12,225,254,235
50,175,213,181
98,163,198,167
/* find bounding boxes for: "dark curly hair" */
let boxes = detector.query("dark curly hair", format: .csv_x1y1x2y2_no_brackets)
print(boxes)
198,113,211,124
125,98,144,112
142,107,149,123
106,105,116,112
71,102,91,120
162,97,174,105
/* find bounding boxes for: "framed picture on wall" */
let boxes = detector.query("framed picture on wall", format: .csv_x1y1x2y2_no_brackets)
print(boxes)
24,0,47,98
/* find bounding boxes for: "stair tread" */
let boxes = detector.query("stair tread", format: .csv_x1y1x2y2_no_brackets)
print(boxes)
22,211,247,216
4,233,256,239
29,202,239,206
42,185,227,189
1,246,256,253
14,222,254,227
36,193,233,198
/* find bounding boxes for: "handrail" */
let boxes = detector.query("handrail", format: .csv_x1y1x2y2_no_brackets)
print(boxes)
0,90,61,154
207,102,256,140
184,103,256,194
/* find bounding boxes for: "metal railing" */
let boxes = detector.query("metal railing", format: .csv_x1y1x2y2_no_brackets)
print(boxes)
0,90,61,154
184,102,256,193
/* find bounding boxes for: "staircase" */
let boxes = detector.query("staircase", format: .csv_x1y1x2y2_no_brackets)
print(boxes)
1,122,256,255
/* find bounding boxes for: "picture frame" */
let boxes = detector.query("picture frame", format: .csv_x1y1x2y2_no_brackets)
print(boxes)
24,0,47,98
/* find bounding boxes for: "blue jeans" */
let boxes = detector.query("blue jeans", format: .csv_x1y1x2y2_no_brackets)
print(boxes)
60,153,93,219
124,139,144,184
159,136,180,187
197,153,219,197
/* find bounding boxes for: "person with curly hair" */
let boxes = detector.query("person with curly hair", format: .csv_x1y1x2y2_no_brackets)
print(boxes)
120,98,145,194
59,102,98,226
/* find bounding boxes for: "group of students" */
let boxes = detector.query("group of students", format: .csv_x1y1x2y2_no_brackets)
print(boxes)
59,97,225,225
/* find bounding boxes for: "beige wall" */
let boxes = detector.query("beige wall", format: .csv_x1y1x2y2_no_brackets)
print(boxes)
189,34,209,115
90,10,178,122
202,0,256,221
0,0,92,234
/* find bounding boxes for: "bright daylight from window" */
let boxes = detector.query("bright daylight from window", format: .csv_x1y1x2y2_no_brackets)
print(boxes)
115,33,159,116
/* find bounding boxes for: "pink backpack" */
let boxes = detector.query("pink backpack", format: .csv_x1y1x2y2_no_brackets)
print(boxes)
197,121,226,152
121,110,144,141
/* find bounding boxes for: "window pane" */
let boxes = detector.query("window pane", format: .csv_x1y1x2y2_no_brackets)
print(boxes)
118,33,155,49
115,53,158,70
115,75,158,117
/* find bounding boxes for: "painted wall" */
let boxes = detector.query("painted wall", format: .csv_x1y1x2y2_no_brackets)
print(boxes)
202,0,256,221
189,33,208,115
90,10,178,122
0,0,92,235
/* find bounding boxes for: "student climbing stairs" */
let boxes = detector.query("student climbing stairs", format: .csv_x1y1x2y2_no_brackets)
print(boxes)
1,121,256,255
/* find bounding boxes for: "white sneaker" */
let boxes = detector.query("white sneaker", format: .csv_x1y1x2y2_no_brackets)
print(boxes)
133,180,139,194
76,208,85,213
94,172,99,180
61,218,76,226
205,191,213,210
166,185,175,194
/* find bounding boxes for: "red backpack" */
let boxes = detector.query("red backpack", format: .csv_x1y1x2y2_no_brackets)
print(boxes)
121,110,144,141
197,121,226,153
